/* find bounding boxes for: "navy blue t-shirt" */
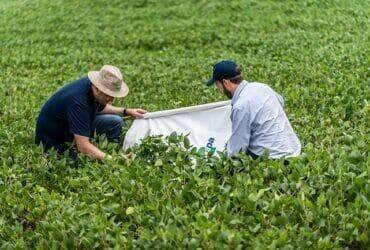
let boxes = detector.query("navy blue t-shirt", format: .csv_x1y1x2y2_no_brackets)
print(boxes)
35,77,105,153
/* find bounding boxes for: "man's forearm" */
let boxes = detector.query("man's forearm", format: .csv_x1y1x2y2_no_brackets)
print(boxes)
99,104,124,116
99,104,147,119
76,140,107,160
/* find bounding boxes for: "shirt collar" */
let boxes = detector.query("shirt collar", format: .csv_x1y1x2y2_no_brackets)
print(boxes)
231,80,248,106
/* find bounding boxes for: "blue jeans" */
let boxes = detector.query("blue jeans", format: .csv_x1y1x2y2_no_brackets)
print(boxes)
36,114,124,157
92,114,124,142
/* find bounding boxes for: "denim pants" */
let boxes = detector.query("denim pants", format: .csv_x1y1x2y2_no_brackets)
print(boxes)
69,114,124,159
36,114,124,157
92,114,124,142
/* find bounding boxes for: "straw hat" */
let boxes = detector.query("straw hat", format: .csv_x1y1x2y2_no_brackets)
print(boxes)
88,65,129,98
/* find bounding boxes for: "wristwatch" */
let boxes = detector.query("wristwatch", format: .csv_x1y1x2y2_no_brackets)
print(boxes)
122,108,128,116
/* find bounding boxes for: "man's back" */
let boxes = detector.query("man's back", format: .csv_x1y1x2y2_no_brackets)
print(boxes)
228,81,301,158
35,77,102,153
39,78,91,123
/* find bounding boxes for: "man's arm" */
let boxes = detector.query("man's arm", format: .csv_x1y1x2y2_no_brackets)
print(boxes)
227,107,252,156
74,134,110,161
99,104,147,118
67,98,111,161
99,104,124,115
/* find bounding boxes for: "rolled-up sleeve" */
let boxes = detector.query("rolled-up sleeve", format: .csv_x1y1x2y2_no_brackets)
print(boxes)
227,106,252,156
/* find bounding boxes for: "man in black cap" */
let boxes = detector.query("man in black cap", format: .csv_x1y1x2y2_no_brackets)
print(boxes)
206,60,301,159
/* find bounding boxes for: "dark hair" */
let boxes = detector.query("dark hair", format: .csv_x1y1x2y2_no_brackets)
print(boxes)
229,75,243,84
229,67,243,84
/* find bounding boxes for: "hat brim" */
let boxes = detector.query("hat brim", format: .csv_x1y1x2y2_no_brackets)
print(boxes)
88,71,129,98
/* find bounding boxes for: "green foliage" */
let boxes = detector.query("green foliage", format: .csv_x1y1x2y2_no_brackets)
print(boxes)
0,0,369,248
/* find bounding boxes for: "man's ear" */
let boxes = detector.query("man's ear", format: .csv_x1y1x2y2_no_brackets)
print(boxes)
223,79,231,88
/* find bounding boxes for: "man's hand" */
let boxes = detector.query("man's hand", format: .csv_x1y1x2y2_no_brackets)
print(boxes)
122,152,136,165
126,108,147,118
104,154,113,161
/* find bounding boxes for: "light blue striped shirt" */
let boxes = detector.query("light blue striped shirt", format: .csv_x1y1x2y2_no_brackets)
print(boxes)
227,81,301,158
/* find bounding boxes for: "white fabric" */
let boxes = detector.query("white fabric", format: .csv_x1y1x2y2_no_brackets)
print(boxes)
123,101,232,152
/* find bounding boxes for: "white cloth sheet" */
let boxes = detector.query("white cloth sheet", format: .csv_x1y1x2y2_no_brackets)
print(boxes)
122,101,232,153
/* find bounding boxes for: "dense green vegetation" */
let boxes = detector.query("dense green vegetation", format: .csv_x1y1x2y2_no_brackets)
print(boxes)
0,0,369,248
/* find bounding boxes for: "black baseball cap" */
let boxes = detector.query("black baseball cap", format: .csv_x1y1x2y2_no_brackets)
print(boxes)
206,60,240,86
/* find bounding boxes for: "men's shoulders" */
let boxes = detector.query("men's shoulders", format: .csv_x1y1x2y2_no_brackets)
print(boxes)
232,99,251,116
245,82,269,91
236,81,280,104
68,77,90,94
73,76,90,86
249,82,278,94
243,82,278,101
233,87,252,109
232,82,267,115
67,77,92,102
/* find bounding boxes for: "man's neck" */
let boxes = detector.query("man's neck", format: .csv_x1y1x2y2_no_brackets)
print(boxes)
231,81,247,103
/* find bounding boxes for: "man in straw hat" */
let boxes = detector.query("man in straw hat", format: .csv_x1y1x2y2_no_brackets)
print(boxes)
35,65,146,160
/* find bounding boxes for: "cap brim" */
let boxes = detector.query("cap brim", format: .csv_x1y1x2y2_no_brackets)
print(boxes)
206,77,216,86
88,71,129,98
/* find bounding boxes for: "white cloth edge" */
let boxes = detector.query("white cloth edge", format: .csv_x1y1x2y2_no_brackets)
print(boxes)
141,100,231,119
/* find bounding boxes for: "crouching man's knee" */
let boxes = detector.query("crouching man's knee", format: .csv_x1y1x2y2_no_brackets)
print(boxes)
93,114,125,141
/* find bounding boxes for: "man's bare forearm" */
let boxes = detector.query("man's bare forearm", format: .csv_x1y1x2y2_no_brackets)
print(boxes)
99,104,147,118
74,135,108,160
78,142,106,160
99,104,124,116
